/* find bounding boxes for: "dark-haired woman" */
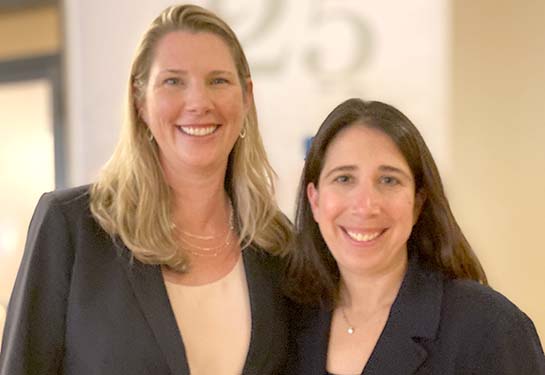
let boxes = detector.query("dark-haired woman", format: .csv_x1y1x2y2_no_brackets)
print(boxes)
285,99,545,374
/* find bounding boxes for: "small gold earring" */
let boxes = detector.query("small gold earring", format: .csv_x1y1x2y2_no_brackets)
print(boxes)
239,126,247,139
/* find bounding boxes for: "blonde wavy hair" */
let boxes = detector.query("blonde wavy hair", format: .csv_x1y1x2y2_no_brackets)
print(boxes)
90,4,292,271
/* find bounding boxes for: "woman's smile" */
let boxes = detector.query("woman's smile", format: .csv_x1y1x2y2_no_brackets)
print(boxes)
308,124,423,276
141,31,250,172
176,124,219,137
342,227,386,244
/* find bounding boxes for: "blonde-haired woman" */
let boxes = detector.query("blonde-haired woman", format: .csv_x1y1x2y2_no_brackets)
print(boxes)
0,4,292,374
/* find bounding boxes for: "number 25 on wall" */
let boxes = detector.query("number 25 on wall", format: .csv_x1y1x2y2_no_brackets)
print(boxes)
208,0,374,80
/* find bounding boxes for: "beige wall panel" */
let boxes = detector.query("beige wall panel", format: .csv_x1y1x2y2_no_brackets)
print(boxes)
0,5,59,59
452,1,545,341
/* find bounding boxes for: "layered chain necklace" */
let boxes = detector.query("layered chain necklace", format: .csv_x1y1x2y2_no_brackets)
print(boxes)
173,201,235,257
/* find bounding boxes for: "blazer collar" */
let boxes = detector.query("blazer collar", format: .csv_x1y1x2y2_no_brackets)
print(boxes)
296,256,444,375
294,307,332,374
363,255,443,374
241,249,284,374
119,249,190,375
119,246,279,375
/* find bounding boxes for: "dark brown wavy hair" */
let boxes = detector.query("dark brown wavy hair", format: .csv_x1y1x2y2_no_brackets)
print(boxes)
285,98,487,306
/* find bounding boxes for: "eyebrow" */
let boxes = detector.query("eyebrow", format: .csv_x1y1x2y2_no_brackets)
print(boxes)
322,164,412,180
158,69,235,76
159,68,186,75
209,70,236,76
322,165,357,180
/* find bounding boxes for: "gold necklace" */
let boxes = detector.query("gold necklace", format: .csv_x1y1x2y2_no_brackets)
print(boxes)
178,233,231,251
173,201,235,257
181,230,233,257
178,220,231,240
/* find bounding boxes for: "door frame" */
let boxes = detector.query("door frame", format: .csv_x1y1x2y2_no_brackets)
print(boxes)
0,54,66,187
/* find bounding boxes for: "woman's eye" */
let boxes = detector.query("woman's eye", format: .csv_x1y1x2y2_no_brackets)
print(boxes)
210,77,229,85
164,77,180,85
380,176,399,186
334,175,352,184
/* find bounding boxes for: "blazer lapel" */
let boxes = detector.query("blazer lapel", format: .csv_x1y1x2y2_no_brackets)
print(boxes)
362,310,428,375
119,248,190,375
241,249,286,374
363,257,443,375
294,308,331,374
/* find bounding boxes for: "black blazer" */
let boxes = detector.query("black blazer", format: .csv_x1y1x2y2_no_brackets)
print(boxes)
287,256,545,374
0,186,289,375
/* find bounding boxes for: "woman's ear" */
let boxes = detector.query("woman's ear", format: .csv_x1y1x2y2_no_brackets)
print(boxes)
307,182,320,223
137,106,148,124
133,82,148,123
243,78,253,112
413,190,427,225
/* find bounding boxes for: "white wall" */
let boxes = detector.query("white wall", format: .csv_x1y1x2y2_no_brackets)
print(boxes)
63,0,450,216
0,80,55,308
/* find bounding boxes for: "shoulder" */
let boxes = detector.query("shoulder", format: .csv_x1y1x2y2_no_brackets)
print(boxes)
438,278,539,339
437,278,545,371
13,187,94,298
40,184,91,209
33,185,92,223
28,184,105,250
441,278,529,325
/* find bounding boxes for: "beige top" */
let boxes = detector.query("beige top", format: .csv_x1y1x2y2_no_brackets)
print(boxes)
164,256,251,375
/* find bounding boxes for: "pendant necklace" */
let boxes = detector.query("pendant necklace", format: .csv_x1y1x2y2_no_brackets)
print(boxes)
341,307,356,335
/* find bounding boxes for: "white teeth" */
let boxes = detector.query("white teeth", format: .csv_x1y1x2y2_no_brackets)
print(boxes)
179,126,217,136
346,230,381,242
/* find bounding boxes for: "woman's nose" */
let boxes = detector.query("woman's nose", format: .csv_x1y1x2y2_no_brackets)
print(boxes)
184,82,213,114
351,183,381,216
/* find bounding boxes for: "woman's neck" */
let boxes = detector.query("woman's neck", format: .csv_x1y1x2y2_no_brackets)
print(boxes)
162,157,230,231
164,175,240,285
171,187,229,231
339,254,408,315
159,156,241,283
